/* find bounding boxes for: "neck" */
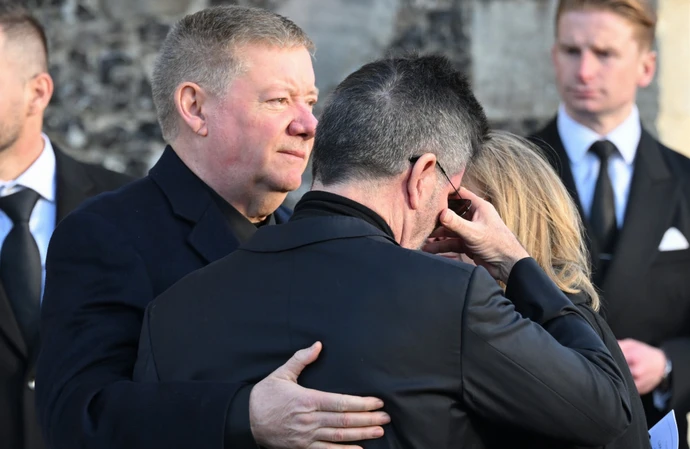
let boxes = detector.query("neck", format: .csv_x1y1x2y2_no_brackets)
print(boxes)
223,189,286,223
564,103,634,136
172,139,284,223
0,129,45,181
313,178,418,247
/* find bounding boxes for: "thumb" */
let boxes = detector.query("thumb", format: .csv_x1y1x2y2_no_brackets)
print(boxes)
270,341,322,382
439,208,470,235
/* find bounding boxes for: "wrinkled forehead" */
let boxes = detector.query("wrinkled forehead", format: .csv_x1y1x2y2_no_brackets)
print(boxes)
233,43,317,89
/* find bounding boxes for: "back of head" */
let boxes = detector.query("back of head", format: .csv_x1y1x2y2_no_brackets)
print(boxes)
465,130,600,309
556,0,657,49
152,5,314,143
312,54,489,186
0,1,49,73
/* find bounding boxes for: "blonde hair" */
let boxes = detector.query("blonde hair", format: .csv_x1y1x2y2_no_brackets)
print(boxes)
465,130,600,310
556,0,657,49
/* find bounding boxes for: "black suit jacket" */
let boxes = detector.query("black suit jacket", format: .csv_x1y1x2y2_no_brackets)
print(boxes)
532,119,690,446
134,214,632,449
36,146,291,449
475,292,650,449
0,144,132,449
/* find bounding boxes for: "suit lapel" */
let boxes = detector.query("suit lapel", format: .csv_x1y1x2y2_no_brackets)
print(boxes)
532,119,600,262
54,145,95,224
601,130,677,308
150,147,240,264
187,206,241,263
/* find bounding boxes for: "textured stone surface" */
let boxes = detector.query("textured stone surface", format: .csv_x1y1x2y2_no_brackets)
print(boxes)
29,0,662,180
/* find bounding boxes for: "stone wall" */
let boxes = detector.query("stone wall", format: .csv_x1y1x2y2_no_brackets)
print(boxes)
30,0,660,185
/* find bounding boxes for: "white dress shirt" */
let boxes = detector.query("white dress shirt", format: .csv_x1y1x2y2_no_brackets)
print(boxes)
0,134,57,301
557,104,640,228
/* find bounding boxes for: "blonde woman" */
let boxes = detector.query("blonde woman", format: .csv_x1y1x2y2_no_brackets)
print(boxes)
455,130,649,449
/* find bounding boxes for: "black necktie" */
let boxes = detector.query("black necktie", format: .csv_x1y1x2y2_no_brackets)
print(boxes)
0,188,41,344
589,140,618,256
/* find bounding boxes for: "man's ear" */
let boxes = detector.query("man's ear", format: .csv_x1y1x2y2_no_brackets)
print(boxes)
174,82,209,137
407,153,437,210
637,49,656,88
26,72,53,116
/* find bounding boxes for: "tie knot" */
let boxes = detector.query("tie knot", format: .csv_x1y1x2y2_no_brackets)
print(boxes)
0,188,40,224
589,140,617,163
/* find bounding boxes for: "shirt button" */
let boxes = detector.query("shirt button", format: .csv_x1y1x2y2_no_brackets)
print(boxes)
27,378,35,390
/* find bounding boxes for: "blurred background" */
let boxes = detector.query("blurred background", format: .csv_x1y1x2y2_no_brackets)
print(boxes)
28,0,689,206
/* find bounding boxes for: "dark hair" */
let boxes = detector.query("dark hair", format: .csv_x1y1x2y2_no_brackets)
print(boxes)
312,54,489,186
0,1,49,70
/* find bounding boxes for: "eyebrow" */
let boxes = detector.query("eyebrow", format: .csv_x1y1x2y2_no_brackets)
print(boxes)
266,84,319,97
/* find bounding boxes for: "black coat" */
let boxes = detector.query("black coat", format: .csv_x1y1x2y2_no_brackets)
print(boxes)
134,213,632,449
474,292,651,449
0,145,132,449
532,119,690,447
36,146,291,449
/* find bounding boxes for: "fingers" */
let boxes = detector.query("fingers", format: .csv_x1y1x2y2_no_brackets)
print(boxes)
617,338,633,350
458,186,482,202
438,208,470,233
273,341,323,382
428,226,459,239
307,411,391,428
311,425,385,443
629,364,642,379
308,443,363,449
313,391,385,412
423,238,467,255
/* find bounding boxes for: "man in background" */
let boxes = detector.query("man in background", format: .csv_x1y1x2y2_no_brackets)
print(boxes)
0,3,132,449
36,5,389,449
531,0,690,444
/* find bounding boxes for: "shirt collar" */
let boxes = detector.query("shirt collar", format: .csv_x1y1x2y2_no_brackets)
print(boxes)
557,104,640,165
0,134,57,201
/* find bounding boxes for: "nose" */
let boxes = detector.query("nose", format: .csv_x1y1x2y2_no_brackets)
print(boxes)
288,105,318,139
577,51,598,82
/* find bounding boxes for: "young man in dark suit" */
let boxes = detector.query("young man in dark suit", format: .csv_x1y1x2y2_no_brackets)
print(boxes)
0,4,132,449
133,55,633,449
36,5,390,449
531,1,690,444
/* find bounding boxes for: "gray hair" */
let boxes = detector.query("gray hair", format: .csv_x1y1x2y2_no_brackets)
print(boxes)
312,54,489,185
152,5,314,143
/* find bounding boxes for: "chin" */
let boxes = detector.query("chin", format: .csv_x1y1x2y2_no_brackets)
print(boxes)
567,97,604,114
270,179,302,193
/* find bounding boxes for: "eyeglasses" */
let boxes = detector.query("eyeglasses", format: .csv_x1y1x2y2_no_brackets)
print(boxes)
409,156,472,219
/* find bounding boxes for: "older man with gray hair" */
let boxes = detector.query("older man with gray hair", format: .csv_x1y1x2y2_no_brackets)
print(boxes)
133,54,632,448
36,5,389,449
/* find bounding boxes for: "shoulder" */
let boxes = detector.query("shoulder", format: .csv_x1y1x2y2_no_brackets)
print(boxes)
527,117,559,144
53,145,134,189
658,141,690,176
645,134,690,203
60,175,167,243
79,161,134,192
